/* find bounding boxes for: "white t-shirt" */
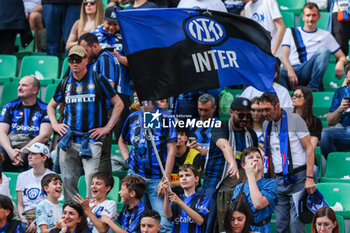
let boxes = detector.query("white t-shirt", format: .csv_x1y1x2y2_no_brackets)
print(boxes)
23,0,41,12
87,199,117,233
0,174,10,197
240,83,293,110
281,27,340,65
244,0,282,54
177,0,228,12
262,111,309,173
36,199,63,233
16,169,55,212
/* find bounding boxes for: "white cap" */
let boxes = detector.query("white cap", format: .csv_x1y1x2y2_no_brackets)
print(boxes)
22,142,49,156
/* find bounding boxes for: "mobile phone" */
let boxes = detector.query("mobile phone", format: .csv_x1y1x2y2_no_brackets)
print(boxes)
345,97,350,101
188,137,197,143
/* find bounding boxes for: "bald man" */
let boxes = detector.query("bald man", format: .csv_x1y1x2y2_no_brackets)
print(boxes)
0,76,52,171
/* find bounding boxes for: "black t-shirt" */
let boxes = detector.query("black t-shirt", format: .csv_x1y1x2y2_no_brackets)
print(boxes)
309,116,322,140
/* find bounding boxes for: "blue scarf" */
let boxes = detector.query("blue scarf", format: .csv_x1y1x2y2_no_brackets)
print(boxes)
264,110,296,186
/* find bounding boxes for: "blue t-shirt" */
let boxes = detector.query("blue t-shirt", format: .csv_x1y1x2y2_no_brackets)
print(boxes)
0,99,50,136
232,178,278,233
171,192,209,233
329,86,350,127
118,201,145,233
121,106,177,178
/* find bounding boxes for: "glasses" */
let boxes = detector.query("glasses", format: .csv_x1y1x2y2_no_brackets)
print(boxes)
68,57,83,64
236,112,252,120
84,1,96,6
292,94,304,98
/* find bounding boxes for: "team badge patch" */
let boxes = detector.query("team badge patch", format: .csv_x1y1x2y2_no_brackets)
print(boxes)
76,86,83,94
88,83,95,90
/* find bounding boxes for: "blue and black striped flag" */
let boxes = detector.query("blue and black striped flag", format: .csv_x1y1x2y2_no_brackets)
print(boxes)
116,8,276,101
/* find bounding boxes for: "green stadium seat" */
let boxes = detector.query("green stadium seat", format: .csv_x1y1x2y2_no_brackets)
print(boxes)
314,147,323,179
14,32,35,59
60,57,69,79
312,92,334,120
316,183,350,218
323,63,345,92
320,152,350,183
78,175,120,202
0,55,17,78
117,202,125,214
219,88,243,121
19,55,59,80
298,11,331,30
277,0,305,14
3,172,19,204
305,215,344,233
0,82,20,108
281,11,295,28
43,83,59,104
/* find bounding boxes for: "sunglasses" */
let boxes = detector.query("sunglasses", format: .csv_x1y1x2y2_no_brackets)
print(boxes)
84,1,96,6
236,112,252,120
292,94,304,98
68,57,83,64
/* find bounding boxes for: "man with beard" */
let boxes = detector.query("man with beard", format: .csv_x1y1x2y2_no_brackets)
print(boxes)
203,97,258,233
259,93,316,233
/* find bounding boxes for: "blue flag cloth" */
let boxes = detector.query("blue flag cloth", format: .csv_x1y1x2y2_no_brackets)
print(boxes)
116,8,276,101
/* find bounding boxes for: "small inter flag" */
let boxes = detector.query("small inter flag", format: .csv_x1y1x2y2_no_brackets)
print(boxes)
116,8,276,101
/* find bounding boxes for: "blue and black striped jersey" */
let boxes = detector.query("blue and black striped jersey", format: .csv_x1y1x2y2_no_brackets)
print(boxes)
0,99,50,136
53,70,116,142
92,49,130,108
0,220,26,233
121,107,177,179
118,201,145,233
171,192,209,233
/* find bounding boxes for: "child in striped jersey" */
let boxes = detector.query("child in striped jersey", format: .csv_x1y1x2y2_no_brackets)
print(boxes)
100,175,146,233
162,164,209,233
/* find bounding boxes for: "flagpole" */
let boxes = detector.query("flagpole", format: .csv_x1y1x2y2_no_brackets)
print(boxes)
140,103,172,192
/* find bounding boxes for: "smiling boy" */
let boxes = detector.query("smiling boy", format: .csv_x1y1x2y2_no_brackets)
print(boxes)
35,173,63,233
74,172,116,233
163,164,209,233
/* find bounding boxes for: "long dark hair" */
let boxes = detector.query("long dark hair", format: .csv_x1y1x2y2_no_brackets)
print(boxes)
63,202,89,233
311,207,339,233
0,194,14,221
293,86,316,128
224,201,252,233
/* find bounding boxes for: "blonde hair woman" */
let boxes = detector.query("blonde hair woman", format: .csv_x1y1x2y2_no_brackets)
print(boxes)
66,0,104,50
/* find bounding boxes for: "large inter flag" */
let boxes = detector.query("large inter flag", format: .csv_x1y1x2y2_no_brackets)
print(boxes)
116,8,276,101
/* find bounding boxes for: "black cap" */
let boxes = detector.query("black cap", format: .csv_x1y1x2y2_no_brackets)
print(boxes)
230,97,251,110
104,6,118,22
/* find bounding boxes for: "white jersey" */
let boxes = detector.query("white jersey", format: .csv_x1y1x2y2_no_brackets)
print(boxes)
244,0,282,52
240,83,293,110
281,27,340,65
16,169,55,212
36,199,63,233
177,0,228,12
0,173,10,197
87,199,117,233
